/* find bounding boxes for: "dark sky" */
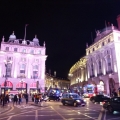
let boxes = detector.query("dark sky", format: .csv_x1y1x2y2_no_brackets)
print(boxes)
0,0,120,78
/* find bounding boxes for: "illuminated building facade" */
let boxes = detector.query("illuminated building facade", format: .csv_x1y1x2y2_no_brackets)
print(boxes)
68,56,88,92
45,73,70,91
86,15,120,96
0,32,47,94
69,15,120,96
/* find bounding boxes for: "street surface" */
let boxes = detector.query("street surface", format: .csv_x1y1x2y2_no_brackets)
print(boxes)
0,98,120,120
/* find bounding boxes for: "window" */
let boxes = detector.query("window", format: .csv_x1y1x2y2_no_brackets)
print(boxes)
14,48,17,52
6,63,12,77
102,42,104,46
22,49,26,53
107,55,112,72
33,65,38,70
33,65,38,79
99,60,102,74
108,39,110,42
6,47,9,51
20,64,26,76
30,50,34,54
38,50,41,54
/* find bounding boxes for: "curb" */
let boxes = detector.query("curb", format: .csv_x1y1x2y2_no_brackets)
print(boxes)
0,105,12,114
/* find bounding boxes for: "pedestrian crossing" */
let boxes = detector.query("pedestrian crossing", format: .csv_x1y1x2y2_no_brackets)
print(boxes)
14,104,36,109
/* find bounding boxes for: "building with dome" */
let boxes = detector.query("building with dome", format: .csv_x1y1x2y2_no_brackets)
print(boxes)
0,32,47,94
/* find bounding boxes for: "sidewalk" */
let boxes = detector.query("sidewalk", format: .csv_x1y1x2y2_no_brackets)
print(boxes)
0,104,12,114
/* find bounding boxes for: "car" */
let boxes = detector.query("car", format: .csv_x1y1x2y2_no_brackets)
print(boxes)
103,97,120,113
61,93,86,107
90,94,110,103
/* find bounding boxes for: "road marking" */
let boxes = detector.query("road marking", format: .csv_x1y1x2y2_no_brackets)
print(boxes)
103,109,106,120
7,113,15,115
0,107,42,120
7,116,12,120
97,107,104,120
50,106,67,120
35,110,38,120
0,106,14,115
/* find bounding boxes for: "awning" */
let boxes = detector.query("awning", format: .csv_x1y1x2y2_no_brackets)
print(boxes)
30,82,37,88
16,82,26,88
1,81,13,88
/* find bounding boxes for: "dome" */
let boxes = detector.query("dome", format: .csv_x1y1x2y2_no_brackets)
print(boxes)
9,31,16,39
33,35,39,42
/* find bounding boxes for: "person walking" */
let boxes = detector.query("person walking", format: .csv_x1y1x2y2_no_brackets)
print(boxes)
25,93,28,104
13,94,18,106
18,93,21,105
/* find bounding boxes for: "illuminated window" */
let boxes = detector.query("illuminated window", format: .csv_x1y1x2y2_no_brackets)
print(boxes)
14,48,17,52
37,50,41,54
6,63,12,77
6,47,9,51
20,64,26,77
33,65,38,79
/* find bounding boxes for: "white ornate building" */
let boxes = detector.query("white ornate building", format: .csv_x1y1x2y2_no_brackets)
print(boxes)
86,15,120,96
0,32,47,94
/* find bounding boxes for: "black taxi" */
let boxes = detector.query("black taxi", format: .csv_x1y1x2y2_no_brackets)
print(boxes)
61,93,86,107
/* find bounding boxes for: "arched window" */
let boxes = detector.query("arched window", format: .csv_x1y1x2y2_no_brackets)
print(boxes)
98,60,102,74
107,55,112,72
33,65,38,79
20,64,26,77
91,58,94,76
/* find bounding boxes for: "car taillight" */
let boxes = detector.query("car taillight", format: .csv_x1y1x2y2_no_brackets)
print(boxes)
102,102,105,104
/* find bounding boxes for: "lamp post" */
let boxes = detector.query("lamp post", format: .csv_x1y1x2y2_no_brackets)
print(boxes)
20,79,24,93
3,60,12,106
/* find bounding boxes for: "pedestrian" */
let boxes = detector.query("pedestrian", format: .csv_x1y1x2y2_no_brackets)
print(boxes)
18,93,21,104
39,93,43,106
13,94,18,106
25,93,28,104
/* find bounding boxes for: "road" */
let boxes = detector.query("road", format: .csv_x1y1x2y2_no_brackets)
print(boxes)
0,98,120,120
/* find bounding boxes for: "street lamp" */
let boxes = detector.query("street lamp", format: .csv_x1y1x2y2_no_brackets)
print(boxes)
20,79,24,93
3,59,12,106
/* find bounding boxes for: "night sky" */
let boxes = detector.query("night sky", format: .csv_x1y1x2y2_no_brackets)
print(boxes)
0,0,120,78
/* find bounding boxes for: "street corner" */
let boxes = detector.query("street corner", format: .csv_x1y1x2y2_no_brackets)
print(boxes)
0,104,14,115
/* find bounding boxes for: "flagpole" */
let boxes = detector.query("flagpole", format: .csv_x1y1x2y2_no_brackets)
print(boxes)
24,24,28,41
105,20,107,33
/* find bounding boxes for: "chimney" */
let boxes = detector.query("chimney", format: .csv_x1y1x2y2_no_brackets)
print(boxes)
117,15,120,30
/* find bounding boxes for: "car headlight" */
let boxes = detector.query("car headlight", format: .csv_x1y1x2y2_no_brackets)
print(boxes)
76,100,80,102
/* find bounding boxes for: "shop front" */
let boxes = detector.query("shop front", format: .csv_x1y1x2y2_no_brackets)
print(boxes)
16,82,27,94
30,82,40,95
1,81,13,94
97,81,104,94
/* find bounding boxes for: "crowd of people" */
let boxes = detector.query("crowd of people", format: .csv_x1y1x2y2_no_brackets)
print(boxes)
0,93,29,106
